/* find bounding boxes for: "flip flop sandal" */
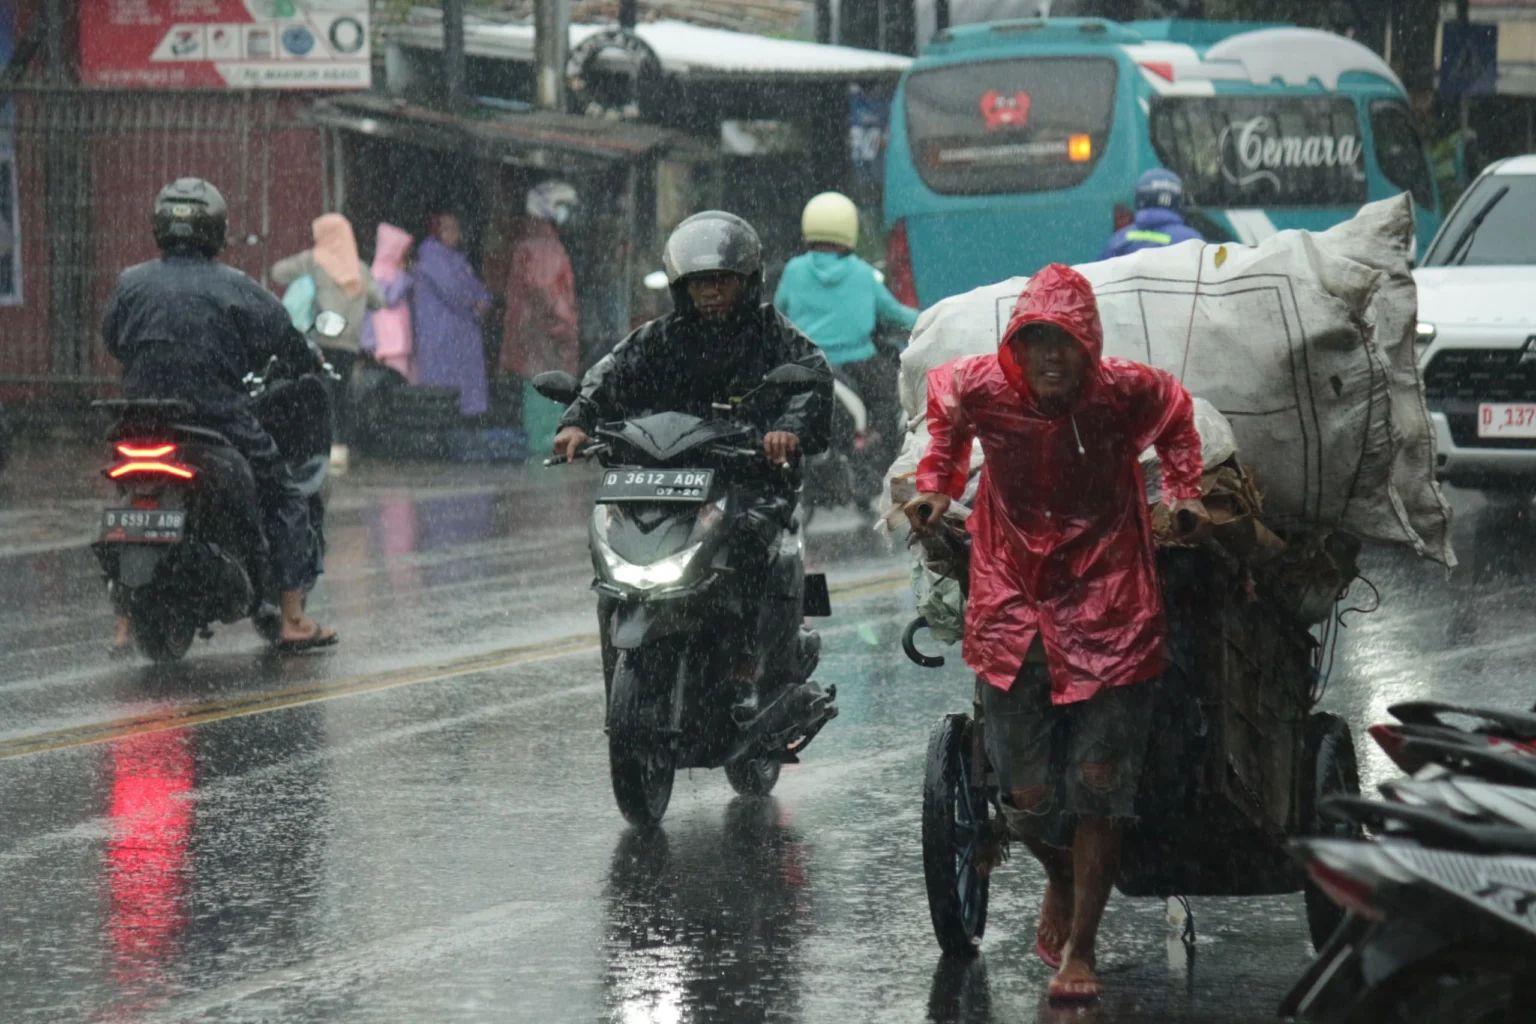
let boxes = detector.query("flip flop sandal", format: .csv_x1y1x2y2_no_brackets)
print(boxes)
273,625,338,653
1046,975,1101,1003
1034,934,1064,970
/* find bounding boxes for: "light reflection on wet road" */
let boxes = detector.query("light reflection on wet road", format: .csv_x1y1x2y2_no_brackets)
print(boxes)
2,444,1533,1023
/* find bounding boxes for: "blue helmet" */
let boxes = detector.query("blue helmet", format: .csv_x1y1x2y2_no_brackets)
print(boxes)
1134,169,1184,212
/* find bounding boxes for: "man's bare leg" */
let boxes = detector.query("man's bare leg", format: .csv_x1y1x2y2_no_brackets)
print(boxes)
999,785,1074,964
1050,813,1123,1001
277,590,335,646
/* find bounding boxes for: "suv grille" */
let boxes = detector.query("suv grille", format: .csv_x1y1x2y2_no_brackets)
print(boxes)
1423,347,1536,402
1424,347,1536,449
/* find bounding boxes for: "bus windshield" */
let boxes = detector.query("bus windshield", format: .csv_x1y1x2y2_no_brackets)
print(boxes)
903,57,1117,196
1149,96,1367,207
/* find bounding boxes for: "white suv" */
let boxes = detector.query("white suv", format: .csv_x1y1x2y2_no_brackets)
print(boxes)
1414,155,1536,495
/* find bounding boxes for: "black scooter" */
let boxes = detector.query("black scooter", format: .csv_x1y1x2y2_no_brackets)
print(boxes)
535,364,839,826
91,313,340,661
1281,702,1536,1023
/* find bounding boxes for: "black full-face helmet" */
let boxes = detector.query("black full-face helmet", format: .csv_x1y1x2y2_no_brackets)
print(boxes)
153,178,228,257
662,210,763,315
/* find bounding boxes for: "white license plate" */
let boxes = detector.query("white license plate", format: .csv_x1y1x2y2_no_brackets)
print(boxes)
1478,403,1536,438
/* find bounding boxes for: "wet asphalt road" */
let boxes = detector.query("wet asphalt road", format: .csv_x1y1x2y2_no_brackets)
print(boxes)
3,440,1535,1024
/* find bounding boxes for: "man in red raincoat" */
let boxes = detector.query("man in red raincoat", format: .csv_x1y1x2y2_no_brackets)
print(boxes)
907,263,1208,1002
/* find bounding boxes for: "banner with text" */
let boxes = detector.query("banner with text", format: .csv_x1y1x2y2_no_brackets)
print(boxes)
80,0,371,90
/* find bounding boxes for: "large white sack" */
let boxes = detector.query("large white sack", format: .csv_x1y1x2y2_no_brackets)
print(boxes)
887,195,1454,564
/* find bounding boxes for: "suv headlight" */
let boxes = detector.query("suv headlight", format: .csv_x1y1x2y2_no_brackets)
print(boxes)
1415,321,1437,346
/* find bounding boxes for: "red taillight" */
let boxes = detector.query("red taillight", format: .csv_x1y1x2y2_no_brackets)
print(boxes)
115,443,177,459
886,218,918,308
108,461,195,480
1370,724,1408,767
1305,860,1384,921
1140,61,1175,83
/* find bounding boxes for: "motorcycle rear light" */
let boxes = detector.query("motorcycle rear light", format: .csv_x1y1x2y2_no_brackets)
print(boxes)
114,443,177,459
1306,860,1384,922
885,218,918,307
108,461,195,481
1369,724,1409,767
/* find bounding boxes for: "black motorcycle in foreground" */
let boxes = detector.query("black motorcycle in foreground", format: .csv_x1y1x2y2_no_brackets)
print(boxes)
91,313,341,662
1281,701,1536,1023
535,364,839,826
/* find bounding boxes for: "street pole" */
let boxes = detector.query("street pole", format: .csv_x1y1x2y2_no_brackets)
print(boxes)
535,0,569,112
443,0,466,107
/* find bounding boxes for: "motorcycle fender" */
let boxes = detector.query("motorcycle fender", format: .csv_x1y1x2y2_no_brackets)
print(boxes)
803,572,832,617
118,545,166,588
608,602,689,649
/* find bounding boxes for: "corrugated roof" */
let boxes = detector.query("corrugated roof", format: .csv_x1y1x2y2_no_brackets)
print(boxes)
309,93,682,169
492,1,813,37
386,15,911,81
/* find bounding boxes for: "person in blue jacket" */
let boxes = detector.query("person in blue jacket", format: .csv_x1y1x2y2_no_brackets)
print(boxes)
775,192,918,506
1101,169,1205,260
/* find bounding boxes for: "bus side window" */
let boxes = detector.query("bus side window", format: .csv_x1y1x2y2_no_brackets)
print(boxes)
1369,100,1436,211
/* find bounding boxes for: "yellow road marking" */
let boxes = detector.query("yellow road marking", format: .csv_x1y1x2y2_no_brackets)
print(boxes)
0,570,910,761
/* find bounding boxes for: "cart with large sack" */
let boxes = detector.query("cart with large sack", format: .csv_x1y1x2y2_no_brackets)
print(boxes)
887,197,1454,957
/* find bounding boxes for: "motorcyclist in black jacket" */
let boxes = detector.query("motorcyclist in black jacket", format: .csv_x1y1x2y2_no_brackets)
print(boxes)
102,178,336,652
553,211,833,695
552,210,832,465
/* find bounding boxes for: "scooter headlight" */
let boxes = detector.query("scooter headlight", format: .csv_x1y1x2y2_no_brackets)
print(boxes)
590,501,722,592
601,543,702,590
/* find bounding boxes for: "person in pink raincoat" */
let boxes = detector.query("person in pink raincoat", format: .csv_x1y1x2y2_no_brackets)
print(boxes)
907,263,1209,1003
360,223,417,382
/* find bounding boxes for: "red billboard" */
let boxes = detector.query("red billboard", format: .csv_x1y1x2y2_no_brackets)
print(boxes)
79,0,371,89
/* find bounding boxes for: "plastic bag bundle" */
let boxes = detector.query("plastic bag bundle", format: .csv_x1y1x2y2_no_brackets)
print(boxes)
884,195,1453,565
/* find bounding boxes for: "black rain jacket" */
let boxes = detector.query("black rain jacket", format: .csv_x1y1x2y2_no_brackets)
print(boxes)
103,254,314,421
559,303,832,455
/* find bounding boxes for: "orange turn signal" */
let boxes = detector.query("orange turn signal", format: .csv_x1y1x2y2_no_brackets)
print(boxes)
1068,134,1093,163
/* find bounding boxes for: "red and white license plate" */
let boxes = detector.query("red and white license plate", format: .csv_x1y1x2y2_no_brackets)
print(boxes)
1479,403,1536,438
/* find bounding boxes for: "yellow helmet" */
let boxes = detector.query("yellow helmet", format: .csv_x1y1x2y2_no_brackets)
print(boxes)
801,191,859,250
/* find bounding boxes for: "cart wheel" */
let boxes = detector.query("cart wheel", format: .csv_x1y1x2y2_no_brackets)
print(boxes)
923,712,992,955
1303,711,1362,951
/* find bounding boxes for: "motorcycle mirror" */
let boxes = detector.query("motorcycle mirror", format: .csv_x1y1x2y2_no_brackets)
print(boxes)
531,370,581,405
762,363,829,388
643,270,669,291
314,310,348,339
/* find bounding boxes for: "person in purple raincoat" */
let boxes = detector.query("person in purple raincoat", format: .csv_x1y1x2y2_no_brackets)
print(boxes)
412,213,493,416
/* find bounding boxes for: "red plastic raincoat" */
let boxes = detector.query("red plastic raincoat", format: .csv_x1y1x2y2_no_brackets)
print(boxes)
916,263,1203,704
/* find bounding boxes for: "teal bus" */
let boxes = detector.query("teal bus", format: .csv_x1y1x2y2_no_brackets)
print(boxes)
881,18,1441,307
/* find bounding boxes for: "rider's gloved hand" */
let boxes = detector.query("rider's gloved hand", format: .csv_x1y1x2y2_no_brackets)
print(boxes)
905,493,952,534
763,431,800,466
553,426,589,462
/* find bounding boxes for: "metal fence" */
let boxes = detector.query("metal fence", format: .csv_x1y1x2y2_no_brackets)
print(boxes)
2,87,323,388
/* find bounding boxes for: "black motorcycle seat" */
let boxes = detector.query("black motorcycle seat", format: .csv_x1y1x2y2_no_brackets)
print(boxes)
94,397,197,417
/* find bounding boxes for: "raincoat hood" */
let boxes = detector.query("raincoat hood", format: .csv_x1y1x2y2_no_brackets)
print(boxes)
372,222,412,279
997,262,1103,409
806,250,856,286
312,213,363,298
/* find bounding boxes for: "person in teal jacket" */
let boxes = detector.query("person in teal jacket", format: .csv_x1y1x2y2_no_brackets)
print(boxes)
774,191,918,368
774,191,918,508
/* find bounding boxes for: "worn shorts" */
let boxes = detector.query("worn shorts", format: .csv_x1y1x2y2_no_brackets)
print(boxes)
982,664,1155,846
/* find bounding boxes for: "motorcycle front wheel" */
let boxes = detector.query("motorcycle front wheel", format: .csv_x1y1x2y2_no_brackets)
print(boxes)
607,647,678,827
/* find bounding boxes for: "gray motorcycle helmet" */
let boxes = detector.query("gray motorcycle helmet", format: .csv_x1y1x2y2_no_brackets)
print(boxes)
662,211,763,314
153,177,228,258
